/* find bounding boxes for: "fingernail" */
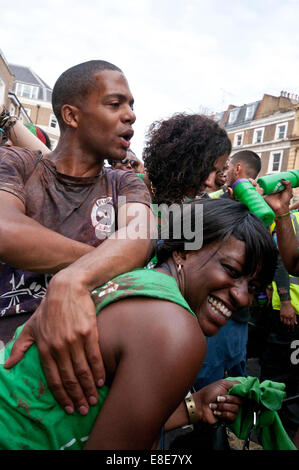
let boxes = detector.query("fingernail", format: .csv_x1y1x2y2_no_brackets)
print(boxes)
209,403,217,410
213,410,222,416
89,395,98,405
217,396,226,402
97,379,104,387
65,406,74,414
79,405,89,415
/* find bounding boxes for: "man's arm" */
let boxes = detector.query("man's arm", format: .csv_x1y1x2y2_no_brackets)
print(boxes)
265,180,299,276
0,104,50,155
6,202,155,416
274,254,297,328
0,191,94,272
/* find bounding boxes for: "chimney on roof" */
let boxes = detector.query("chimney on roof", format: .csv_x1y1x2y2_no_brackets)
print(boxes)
280,90,299,102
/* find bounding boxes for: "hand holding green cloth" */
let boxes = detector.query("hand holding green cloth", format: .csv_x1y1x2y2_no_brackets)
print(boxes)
226,376,297,450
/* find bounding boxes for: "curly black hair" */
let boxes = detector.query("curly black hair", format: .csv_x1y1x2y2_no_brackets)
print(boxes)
142,113,231,205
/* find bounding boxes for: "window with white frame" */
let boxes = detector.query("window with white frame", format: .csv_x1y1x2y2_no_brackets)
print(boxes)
275,122,287,140
268,150,283,173
253,128,264,144
49,113,58,129
228,108,239,124
245,105,255,121
15,82,39,100
234,132,244,147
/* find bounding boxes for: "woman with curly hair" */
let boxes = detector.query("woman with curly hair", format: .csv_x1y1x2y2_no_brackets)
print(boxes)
142,113,231,205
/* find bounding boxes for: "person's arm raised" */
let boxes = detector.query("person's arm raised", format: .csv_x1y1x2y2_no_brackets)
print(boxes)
265,180,299,276
5,202,156,417
0,191,94,273
0,104,50,155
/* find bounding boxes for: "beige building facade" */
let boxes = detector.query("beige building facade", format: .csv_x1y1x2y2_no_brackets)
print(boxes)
0,49,59,150
216,92,299,200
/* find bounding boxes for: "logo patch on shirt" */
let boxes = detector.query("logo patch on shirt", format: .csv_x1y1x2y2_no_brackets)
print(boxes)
91,198,115,240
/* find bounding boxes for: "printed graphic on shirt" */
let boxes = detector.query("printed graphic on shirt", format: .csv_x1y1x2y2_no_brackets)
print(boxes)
91,197,115,240
0,273,52,317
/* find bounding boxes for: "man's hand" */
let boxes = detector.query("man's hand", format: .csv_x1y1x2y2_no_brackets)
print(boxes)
194,379,242,424
5,269,105,415
280,300,298,329
265,180,293,215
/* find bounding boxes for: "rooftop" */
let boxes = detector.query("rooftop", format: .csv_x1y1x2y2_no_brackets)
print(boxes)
9,63,52,101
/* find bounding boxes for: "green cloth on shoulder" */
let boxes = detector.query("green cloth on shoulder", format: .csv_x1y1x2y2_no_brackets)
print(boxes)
227,376,296,450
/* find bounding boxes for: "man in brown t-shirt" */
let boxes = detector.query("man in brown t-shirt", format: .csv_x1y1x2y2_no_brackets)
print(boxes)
0,60,154,416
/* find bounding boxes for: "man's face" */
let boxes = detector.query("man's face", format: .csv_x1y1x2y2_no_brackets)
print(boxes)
77,70,136,160
224,159,237,187
200,153,229,193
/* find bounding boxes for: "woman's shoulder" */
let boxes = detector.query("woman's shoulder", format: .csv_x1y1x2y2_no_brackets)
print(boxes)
100,294,205,366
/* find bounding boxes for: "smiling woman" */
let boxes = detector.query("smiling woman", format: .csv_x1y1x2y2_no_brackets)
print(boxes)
0,198,277,450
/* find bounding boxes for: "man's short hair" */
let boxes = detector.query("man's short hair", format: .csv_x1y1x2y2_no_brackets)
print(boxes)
52,60,122,129
231,150,261,179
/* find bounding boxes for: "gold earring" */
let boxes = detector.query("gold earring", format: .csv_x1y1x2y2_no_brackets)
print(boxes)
150,181,156,196
177,264,182,274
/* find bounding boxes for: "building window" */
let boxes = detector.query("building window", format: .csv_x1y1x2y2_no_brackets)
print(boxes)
15,82,39,100
268,150,283,173
228,108,239,125
49,113,58,129
245,105,255,121
275,122,287,140
253,128,264,144
234,132,244,147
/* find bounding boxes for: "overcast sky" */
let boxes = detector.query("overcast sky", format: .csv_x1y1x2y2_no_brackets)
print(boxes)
2,0,299,157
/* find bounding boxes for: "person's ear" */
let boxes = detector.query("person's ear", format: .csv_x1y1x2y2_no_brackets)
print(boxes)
235,162,242,176
60,104,80,129
172,251,187,266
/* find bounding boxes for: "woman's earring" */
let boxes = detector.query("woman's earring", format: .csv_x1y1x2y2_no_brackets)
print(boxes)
177,263,182,274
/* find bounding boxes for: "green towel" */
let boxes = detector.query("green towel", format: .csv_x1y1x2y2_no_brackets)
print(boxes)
227,376,297,450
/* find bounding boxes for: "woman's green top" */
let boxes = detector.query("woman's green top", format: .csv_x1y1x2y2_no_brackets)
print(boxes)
0,269,195,450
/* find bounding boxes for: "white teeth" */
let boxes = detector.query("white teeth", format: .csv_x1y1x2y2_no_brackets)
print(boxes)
208,295,232,318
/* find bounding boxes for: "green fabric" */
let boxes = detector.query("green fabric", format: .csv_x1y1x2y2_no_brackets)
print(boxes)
0,269,195,450
137,172,144,182
91,269,195,319
227,376,296,450
207,188,225,199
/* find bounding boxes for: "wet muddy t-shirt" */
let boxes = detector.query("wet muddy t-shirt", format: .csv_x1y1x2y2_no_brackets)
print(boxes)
0,147,151,342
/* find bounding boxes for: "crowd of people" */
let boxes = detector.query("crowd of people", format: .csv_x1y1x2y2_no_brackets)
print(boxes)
0,59,298,451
